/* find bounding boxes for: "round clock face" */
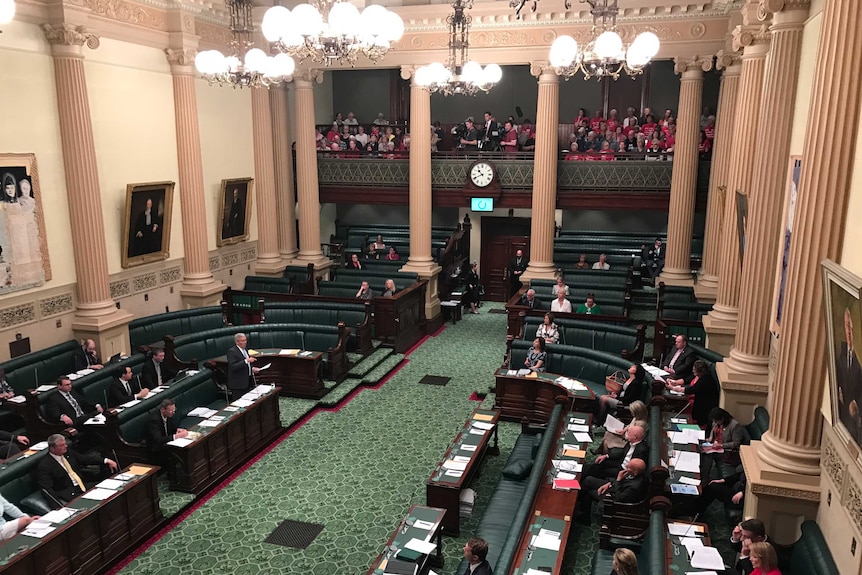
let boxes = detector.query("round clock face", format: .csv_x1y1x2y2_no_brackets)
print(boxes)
470,162,495,188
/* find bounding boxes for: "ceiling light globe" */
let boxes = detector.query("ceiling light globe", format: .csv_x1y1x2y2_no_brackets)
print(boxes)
633,31,660,58
549,35,578,67
361,4,388,37
414,66,431,86
0,0,14,25
262,6,291,42
291,4,324,37
626,44,650,68
273,52,296,77
328,2,360,36
244,48,268,73
484,63,503,84
461,60,483,83
381,11,405,43
594,30,622,59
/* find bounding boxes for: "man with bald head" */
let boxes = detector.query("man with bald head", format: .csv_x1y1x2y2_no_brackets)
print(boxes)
74,339,103,371
575,458,647,524
581,425,648,484
519,288,544,310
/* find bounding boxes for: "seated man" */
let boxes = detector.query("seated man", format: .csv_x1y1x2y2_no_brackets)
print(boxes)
580,425,648,483
356,281,373,300
575,457,647,524
142,398,188,471
462,537,493,575
74,339,104,371
730,518,768,575
0,494,40,541
575,292,603,315
550,290,572,313
36,434,118,505
696,464,745,516
662,334,696,381
519,289,544,310
0,368,15,401
0,430,30,458
45,376,103,429
641,238,664,284
141,349,176,389
108,366,149,407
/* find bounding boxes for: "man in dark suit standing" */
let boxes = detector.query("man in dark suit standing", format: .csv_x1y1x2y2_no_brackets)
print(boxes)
482,111,501,151
663,334,696,381
141,349,176,390
461,537,493,575
107,366,149,407
227,333,259,401
36,434,117,505
576,458,647,524
508,249,527,298
142,399,188,470
580,425,648,483
45,376,102,428
836,307,862,443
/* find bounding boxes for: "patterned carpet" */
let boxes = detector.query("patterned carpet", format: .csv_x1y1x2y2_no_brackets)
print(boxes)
118,300,735,575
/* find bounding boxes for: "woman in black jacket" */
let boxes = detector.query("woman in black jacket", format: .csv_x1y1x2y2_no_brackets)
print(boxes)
464,261,480,314
597,364,646,425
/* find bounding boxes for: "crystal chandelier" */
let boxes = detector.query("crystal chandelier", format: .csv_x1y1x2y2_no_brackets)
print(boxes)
194,0,295,88
414,0,502,96
0,0,16,31
262,1,404,67
548,0,660,80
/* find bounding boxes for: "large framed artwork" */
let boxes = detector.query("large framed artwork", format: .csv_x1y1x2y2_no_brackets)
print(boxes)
122,181,175,268
822,259,862,455
0,153,51,294
217,178,254,247
771,156,802,335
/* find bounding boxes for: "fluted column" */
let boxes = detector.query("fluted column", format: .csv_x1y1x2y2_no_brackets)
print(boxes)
250,87,284,276
695,52,741,302
718,3,809,421
43,23,132,354
660,57,712,286
293,72,330,271
270,85,298,261
166,48,225,306
522,63,558,282
400,67,441,324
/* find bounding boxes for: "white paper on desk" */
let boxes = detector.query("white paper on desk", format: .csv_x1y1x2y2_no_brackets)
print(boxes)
570,417,586,424
30,441,48,451
668,523,704,536
442,460,468,471
121,399,141,408
453,455,471,463
223,406,240,412
530,533,561,551
690,547,725,570
40,508,77,524
36,384,56,392
552,460,583,472
7,395,25,403
671,417,687,424
526,570,550,575
22,523,56,538
556,471,577,480
167,437,194,447
76,368,95,376
67,373,80,380
404,538,437,554
82,488,115,501
679,476,701,486
468,428,486,436
573,432,592,443
188,407,217,418
507,370,518,376
85,414,106,425
562,443,579,451
444,470,463,478
209,415,225,421
96,479,125,490
198,419,220,427
674,451,701,473
413,519,434,530
231,399,253,407
686,572,719,575
115,473,135,481
681,537,704,554
460,444,477,452
472,421,495,430
568,424,590,432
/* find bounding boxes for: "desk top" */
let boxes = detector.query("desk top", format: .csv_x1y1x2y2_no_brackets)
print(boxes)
494,369,595,400
665,520,713,574
663,415,703,496
368,504,445,575
209,348,323,363
0,463,159,564
427,408,499,488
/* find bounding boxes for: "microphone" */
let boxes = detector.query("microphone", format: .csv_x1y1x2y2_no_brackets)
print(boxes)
2,436,16,467
671,401,689,420
41,488,65,510
112,449,122,472
399,487,419,534
135,374,144,392
526,518,547,562
34,367,38,388
104,390,109,412
591,331,596,350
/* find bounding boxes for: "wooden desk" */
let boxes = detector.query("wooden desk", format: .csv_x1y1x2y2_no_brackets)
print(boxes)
169,385,283,493
493,369,595,423
0,464,162,575
426,407,499,535
663,415,703,516
366,504,445,575
207,349,325,399
664,520,712,574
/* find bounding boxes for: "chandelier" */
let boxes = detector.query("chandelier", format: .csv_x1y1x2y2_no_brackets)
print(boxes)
194,0,295,88
0,0,15,30
262,1,404,67
414,0,502,96
548,0,660,80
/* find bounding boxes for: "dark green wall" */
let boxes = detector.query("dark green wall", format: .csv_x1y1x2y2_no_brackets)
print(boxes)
331,69,392,126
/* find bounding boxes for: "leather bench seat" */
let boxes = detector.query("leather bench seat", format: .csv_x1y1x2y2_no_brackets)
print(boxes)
335,269,419,285
129,307,225,350
591,510,667,575
785,520,839,575
531,276,628,294
2,340,80,394
264,302,368,352
0,450,53,515
320,279,416,293
522,317,640,357
556,251,641,270
245,276,294,294
659,284,699,305
317,284,364,299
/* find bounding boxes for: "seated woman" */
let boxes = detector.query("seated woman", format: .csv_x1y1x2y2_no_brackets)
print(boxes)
536,312,559,344
574,254,590,269
665,359,720,426
594,400,648,454
611,547,639,575
524,338,547,372
552,276,569,296
596,364,646,425
551,290,573,313
371,235,386,251
748,541,781,575
700,407,744,480
382,279,397,297
366,243,378,259
385,247,400,261
576,292,603,315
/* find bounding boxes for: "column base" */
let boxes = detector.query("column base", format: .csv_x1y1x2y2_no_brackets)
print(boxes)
180,280,226,308
740,443,821,545
715,357,769,423
659,267,694,286
253,256,287,277
292,253,333,278
759,430,823,476
522,262,557,282
694,276,718,303
401,260,442,327
279,249,299,262
702,310,738,355
72,308,135,357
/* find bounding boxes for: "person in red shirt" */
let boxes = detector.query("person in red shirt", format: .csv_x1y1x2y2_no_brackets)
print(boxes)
565,142,583,161
623,107,638,129
590,109,604,132
598,140,615,160
520,120,535,151
607,109,619,132
664,124,676,152
704,115,716,141
574,108,589,128
699,130,712,155
641,115,657,139
500,120,519,153
659,108,674,127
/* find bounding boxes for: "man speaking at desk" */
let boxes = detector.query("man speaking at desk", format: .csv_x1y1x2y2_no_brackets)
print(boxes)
227,333,260,401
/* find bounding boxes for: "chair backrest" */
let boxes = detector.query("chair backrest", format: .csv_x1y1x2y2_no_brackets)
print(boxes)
129,307,225,349
745,406,770,441
2,340,80,394
788,520,840,575
637,509,667,573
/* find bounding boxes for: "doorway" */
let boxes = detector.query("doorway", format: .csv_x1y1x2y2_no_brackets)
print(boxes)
480,217,532,301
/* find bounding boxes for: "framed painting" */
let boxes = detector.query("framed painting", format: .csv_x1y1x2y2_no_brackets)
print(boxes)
822,259,862,455
122,181,175,268
771,156,802,335
0,153,51,294
735,190,748,264
217,178,254,247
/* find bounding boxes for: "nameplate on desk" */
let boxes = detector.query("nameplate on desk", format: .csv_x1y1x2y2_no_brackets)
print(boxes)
412,519,434,530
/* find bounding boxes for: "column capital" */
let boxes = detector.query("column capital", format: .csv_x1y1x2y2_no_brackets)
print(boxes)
673,56,714,77
732,23,772,52
715,50,742,72
165,48,197,74
760,0,810,17
529,61,557,80
42,23,99,53
294,68,323,85
400,65,416,80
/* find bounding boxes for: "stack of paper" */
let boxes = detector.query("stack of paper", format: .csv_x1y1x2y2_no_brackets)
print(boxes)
642,364,669,378
167,437,194,448
552,459,583,472
674,451,701,473
471,421,494,432
36,384,56,392
121,399,141,408
459,488,476,517
568,423,590,432
40,508,78,524
30,441,48,451
232,399,254,408
690,547,725,570
530,528,562,551
22,520,56,538
573,432,592,443
442,460,467,471
188,407,218,418
84,414,106,426
76,368,95,376
82,488,116,501
7,395,25,403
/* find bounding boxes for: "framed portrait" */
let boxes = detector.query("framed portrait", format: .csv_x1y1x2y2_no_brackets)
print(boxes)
822,259,862,456
735,190,748,264
771,156,802,335
217,178,254,247
0,153,51,294
122,181,175,268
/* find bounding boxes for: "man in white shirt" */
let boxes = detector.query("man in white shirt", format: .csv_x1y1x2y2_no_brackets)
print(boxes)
373,113,389,126
551,291,572,313
343,112,359,126
0,494,39,541
354,126,369,147
592,254,610,270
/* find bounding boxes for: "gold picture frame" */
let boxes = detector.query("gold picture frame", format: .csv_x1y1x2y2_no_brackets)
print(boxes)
217,178,254,247
121,181,175,268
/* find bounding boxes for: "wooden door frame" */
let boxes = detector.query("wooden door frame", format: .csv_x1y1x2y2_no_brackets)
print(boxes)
480,216,532,301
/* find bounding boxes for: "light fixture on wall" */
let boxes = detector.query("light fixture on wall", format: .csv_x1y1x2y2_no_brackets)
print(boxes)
262,0,404,67
414,0,502,96
194,0,295,88
547,0,659,80
0,0,16,30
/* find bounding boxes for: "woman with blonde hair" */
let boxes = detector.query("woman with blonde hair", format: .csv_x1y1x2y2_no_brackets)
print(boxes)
595,399,648,453
611,548,638,575
749,541,781,575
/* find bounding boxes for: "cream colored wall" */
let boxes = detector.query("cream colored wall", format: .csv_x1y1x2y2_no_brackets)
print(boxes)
458,207,562,268
787,0,823,157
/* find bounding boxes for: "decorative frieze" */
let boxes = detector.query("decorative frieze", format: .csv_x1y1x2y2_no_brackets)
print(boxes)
39,294,74,318
110,279,131,299
159,266,182,285
132,272,158,293
0,303,37,329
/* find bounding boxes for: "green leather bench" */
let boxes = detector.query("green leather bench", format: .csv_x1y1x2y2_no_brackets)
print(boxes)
317,280,416,299
163,323,350,382
781,520,839,575
746,406,770,440
508,339,654,398
521,316,645,361
264,301,373,354
334,268,419,285
356,259,411,272
245,276,294,294
654,301,712,350
1,340,80,394
129,307,225,350
591,509,666,574
658,283,699,305
555,249,640,270
0,450,53,515
531,275,629,292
